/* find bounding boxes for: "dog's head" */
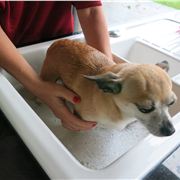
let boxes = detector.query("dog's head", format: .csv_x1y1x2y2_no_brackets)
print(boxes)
84,61,177,137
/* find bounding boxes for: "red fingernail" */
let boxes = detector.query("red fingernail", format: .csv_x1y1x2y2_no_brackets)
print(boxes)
92,123,97,127
73,96,81,104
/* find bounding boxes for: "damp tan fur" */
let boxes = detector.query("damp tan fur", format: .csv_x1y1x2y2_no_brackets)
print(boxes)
40,39,176,136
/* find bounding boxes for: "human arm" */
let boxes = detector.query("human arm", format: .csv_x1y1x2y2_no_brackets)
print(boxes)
77,5,114,62
0,26,96,131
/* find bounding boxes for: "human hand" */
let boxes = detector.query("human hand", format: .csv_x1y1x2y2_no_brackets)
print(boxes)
113,54,126,64
34,80,97,131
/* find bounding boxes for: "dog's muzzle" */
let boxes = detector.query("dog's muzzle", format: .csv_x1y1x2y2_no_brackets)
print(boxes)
160,120,175,136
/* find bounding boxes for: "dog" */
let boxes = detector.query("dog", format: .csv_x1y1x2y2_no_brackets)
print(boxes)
40,39,177,137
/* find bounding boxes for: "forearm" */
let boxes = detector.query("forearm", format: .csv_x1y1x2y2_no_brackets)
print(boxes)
77,6,113,62
0,26,42,94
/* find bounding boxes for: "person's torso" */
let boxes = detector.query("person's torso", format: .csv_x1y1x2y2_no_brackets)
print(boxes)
0,1,73,47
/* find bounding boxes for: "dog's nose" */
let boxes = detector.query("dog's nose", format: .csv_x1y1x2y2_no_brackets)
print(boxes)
160,121,175,136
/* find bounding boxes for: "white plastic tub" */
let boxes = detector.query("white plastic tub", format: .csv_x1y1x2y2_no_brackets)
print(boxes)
0,21,180,179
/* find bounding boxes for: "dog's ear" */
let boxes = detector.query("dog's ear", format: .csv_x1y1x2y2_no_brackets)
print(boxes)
84,72,122,94
156,60,169,72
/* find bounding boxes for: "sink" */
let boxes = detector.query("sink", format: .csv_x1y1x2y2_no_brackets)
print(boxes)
111,38,180,77
111,36,180,116
0,20,180,179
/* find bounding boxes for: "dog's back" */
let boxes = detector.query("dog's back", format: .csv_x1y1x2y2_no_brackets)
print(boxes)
41,39,113,89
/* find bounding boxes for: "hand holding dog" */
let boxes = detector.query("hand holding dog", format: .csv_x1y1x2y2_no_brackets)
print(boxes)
34,80,97,131
0,5,111,132
0,27,97,132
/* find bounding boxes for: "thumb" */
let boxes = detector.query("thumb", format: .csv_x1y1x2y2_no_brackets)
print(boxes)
56,85,81,104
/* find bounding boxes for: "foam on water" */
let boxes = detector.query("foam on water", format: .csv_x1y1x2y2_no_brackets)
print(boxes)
19,88,149,170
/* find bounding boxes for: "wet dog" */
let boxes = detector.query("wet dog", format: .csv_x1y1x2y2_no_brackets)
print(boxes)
40,39,177,136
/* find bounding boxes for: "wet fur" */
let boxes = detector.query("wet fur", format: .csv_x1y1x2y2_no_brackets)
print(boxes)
40,39,176,135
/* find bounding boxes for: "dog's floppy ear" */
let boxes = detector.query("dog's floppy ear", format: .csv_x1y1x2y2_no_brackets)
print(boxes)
156,60,169,72
84,72,122,94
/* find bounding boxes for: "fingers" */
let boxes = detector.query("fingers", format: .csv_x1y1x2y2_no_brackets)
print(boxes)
38,81,97,131
52,99,97,131
54,84,81,105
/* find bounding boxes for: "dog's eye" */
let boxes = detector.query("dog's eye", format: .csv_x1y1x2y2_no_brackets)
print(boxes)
135,103,155,113
168,100,175,106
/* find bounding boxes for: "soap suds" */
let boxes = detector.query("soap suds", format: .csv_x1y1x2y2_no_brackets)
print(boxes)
19,88,149,170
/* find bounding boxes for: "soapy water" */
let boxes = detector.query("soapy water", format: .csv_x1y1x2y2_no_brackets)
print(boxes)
18,88,149,170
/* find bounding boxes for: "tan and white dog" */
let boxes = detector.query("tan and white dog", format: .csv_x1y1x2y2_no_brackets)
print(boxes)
40,39,177,137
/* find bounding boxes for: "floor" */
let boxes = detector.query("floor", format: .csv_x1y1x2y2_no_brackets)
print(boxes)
0,111,49,180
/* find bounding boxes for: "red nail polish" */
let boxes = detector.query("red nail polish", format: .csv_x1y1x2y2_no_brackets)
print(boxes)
73,96,81,104
92,123,97,127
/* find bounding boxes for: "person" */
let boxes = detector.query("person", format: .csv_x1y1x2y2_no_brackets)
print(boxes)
0,1,114,131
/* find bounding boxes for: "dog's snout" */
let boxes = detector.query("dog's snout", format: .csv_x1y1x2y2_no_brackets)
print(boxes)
160,121,175,136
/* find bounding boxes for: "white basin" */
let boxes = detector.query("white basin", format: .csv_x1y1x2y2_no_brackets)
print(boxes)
111,37,180,77
111,36,180,116
0,20,180,179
